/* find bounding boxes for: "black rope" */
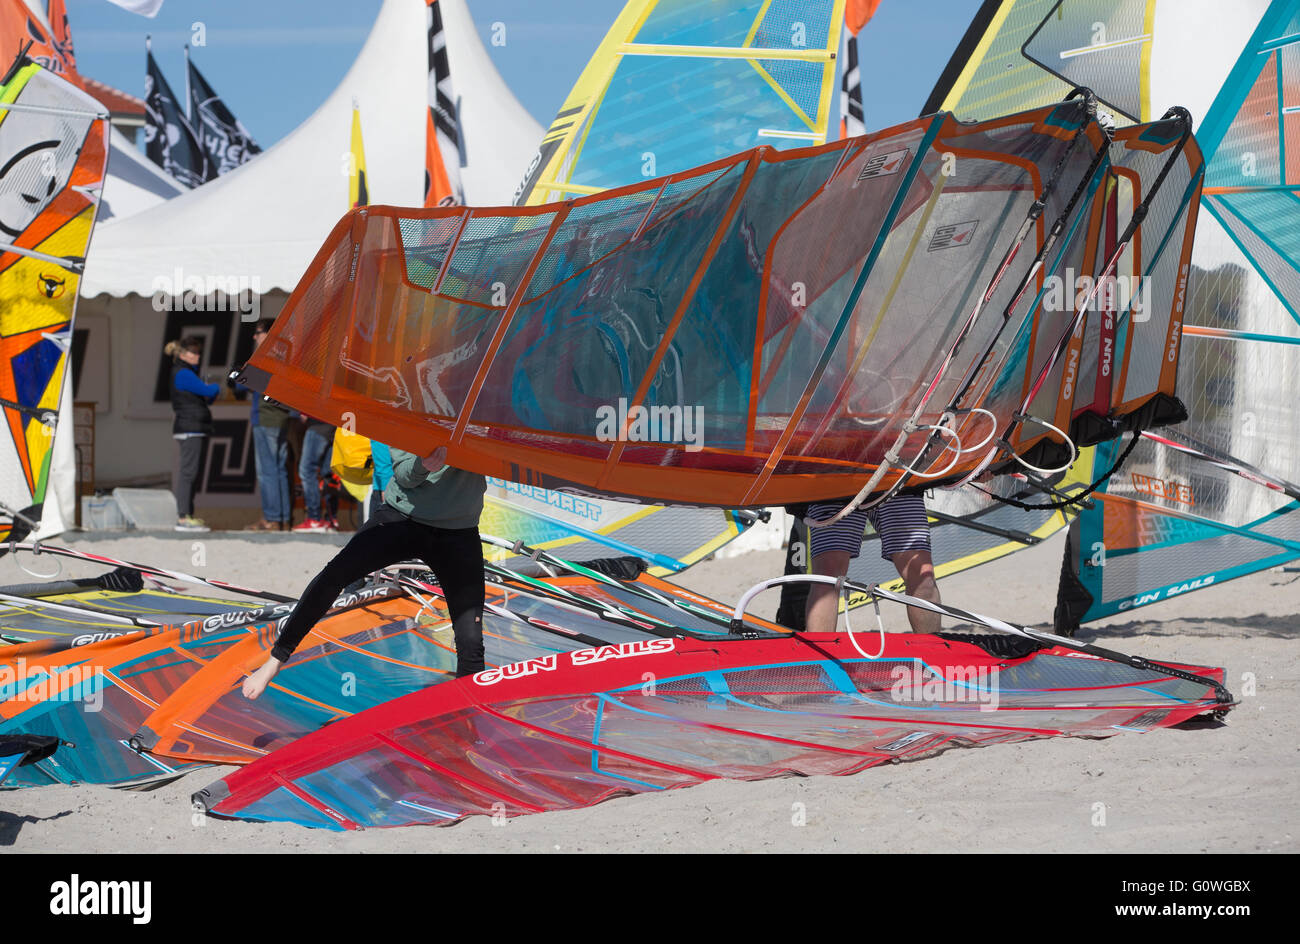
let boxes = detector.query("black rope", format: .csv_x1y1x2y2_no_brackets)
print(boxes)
977,432,1140,510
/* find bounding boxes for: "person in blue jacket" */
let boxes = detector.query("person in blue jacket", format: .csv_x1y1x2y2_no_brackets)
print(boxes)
165,337,217,532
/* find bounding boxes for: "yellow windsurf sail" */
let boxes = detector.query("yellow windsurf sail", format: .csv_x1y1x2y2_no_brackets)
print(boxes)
0,59,108,544
514,0,848,206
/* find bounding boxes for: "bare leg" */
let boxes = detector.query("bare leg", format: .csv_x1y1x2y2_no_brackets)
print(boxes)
804,549,851,633
893,548,941,633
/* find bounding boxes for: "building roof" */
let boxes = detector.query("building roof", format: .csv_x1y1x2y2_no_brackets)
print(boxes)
79,74,145,120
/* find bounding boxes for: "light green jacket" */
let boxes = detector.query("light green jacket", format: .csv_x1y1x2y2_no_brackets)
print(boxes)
384,448,486,529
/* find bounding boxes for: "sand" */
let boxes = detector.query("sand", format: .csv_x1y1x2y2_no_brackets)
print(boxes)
1,528,1295,854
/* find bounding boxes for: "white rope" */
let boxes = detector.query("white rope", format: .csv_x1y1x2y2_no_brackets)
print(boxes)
842,583,885,659
804,416,962,531
1003,414,1078,476
899,422,963,479
950,407,998,454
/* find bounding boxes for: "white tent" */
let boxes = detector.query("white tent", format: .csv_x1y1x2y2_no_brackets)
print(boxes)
81,0,541,297
74,0,541,496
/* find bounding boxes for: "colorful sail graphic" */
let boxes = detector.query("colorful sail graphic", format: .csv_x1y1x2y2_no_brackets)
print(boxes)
0,60,108,545
0,0,78,84
513,0,848,206
0,585,247,650
480,480,751,575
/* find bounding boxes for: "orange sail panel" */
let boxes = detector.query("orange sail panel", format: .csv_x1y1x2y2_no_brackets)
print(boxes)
0,0,80,87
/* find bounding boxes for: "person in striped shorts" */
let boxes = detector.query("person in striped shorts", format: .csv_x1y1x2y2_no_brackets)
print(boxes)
800,494,941,634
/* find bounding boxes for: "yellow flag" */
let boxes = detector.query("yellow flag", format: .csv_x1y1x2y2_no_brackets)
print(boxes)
349,104,368,208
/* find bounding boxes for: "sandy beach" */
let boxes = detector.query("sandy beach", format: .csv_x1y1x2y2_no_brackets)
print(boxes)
1,527,1294,855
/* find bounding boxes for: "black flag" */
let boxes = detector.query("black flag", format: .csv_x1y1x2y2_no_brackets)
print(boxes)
144,43,208,188
187,52,261,179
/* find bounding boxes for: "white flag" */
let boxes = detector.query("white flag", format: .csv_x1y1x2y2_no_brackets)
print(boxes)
105,0,166,17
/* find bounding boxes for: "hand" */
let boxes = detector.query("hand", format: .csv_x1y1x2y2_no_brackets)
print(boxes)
421,446,447,472
242,656,283,700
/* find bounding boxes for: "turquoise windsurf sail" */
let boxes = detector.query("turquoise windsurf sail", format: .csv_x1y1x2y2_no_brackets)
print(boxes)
915,0,1296,625
1059,1,1300,624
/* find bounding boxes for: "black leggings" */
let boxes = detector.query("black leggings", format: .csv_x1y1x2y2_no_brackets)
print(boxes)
174,436,205,517
271,505,485,676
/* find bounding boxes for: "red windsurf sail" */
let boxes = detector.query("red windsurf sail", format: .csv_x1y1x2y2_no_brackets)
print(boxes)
195,629,1229,829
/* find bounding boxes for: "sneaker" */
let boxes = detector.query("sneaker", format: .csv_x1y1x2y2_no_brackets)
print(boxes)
292,517,330,532
175,516,210,532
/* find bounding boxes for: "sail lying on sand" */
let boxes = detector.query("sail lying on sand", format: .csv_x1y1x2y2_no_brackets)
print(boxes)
240,96,1202,512
193,609,1230,829
0,58,108,544
0,541,1231,813
0,548,790,786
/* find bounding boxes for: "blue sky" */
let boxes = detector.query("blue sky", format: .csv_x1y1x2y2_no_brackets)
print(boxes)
65,0,983,149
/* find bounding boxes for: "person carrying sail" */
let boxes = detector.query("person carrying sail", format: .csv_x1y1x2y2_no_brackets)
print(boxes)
242,445,487,698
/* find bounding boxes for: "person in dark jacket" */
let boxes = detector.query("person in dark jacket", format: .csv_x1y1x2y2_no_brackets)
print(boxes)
237,319,291,531
166,337,217,532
